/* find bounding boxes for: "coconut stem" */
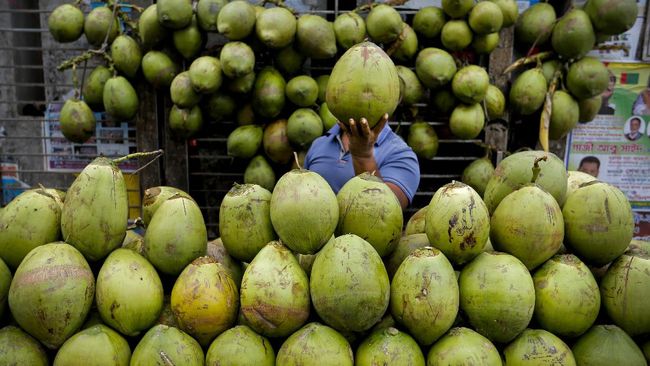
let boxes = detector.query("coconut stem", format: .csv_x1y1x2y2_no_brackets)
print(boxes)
539,69,561,153
293,151,302,170
113,149,164,164
531,156,547,184
502,51,554,75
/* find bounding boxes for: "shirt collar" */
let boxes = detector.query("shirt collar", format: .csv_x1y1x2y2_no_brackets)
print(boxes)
324,123,391,147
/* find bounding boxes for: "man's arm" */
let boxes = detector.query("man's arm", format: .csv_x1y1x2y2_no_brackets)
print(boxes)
339,115,411,209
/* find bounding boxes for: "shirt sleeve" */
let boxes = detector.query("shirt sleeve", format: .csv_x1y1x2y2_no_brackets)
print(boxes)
380,145,420,205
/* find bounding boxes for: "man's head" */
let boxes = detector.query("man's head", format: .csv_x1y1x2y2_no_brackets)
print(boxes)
630,117,642,132
578,156,600,178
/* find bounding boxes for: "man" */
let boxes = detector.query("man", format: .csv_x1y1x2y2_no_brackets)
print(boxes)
304,114,420,209
625,117,643,141
578,156,600,178
599,71,616,115
632,75,650,115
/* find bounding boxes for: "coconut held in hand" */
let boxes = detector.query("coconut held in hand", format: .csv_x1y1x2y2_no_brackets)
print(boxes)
326,42,400,128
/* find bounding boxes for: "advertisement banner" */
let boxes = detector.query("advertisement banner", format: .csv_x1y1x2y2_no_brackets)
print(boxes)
565,63,650,239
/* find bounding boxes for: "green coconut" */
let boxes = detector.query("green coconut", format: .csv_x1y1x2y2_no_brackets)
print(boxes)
397,66,425,106
452,65,489,104
54,324,131,366
541,60,561,84
8,243,94,349
171,71,201,108
84,6,119,46
356,327,425,366
172,16,203,59
485,85,506,120
571,325,646,366
253,67,286,118
96,248,164,337
415,47,457,89
227,124,263,159
217,0,256,40
82,65,111,110
551,9,596,60
141,51,179,89
141,186,193,226
276,323,353,366
473,32,500,54
244,155,276,192
504,329,576,365
296,14,337,59
319,103,338,130
326,42,400,128
201,92,235,122
206,238,243,286
392,24,418,63
206,325,274,366
0,259,9,318
171,257,239,346
236,102,256,124
427,327,502,365
311,234,390,332
188,56,222,94
515,3,556,47
240,242,310,338
565,170,598,199
391,247,459,345
218,184,275,262
567,56,609,100
562,181,633,265
483,150,567,213
196,0,227,31
533,254,600,337
412,6,446,39
600,246,650,336
442,0,474,18
425,182,490,265
131,324,204,365
462,157,495,197
270,169,338,254
139,5,168,49
256,7,296,49
0,188,62,269
157,0,193,29
578,95,603,122
336,173,403,257
122,229,144,255
317,74,330,103
0,326,48,366
333,12,366,49
441,20,473,51
220,42,255,79
469,1,503,34
262,119,292,164
459,252,535,343
111,35,142,78
585,0,637,35
228,72,256,94
103,76,139,120
432,89,458,114
286,75,319,107
169,105,203,138
450,103,485,139
61,157,127,261
491,184,564,270
287,108,323,148
384,233,430,278
407,121,438,159
144,196,207,275
549,90,580,140
509,68,547,115
275,46,305,75
405,206,428,235
366,4,404,44
489,0,518,27
48,4,84,43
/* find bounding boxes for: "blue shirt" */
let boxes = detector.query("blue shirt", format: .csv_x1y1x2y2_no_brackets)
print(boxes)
304,124,420,204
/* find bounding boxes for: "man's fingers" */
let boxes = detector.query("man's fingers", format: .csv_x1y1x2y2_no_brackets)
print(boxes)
337,121,349,134
360,117,372,137
349,118,361,137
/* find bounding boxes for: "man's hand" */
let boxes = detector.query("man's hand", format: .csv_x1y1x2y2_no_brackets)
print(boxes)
337,113,389,158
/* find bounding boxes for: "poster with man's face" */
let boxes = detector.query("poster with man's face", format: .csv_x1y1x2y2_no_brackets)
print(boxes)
565,63,650,240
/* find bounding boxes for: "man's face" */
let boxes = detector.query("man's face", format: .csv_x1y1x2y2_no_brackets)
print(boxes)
631,119,641,132
579,162,599,178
